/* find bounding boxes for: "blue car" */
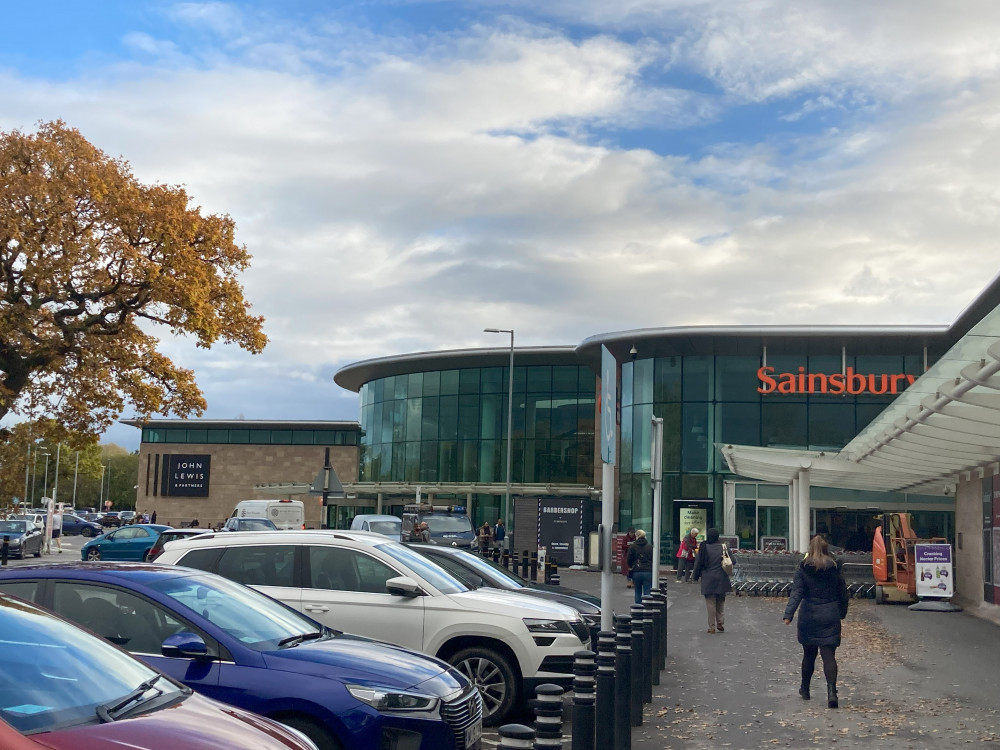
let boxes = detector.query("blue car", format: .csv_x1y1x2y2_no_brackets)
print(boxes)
0,563,482,750
60,512,104,537
80,524,172,561
0,519,43,559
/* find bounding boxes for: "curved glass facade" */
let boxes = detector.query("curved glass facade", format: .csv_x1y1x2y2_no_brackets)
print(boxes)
359,365,596,485
619,351,932,544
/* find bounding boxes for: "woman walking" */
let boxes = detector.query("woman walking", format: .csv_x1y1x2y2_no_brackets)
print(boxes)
675,527,698,583
626,529,654,603
783,534,849,708
692,528,732,633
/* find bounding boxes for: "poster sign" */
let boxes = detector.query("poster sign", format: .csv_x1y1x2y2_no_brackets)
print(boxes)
915,544,954,599
601,345,616,464
161,454,212,497
573,535,585,565
537,497,583,566
678,507,706,542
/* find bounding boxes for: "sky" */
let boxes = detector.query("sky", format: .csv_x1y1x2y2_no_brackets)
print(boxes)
4,0,1000,451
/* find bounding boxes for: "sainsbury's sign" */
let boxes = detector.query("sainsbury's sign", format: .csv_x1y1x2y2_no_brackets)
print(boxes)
757,366,915,395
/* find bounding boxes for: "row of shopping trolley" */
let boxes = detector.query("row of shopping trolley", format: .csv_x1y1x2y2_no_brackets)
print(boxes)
729,552,876,598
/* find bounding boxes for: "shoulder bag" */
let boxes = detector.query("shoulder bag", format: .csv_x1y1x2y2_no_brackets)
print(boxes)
721,543,734,576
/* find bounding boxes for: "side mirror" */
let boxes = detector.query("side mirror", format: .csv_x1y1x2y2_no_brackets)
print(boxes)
385,576,425,598
161,632,211,660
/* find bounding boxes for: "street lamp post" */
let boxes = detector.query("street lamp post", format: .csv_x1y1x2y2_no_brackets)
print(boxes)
485,328,514,546
42,452,51,501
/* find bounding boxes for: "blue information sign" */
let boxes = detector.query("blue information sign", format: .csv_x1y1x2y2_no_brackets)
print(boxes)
601,345,616,465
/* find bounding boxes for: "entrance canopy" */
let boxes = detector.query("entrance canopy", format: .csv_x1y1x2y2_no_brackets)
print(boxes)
723,304,1000,496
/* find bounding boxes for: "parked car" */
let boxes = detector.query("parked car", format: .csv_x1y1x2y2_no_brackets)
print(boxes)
407,544,603,638
0,563,482,750
147,528,212,561
0,519,44,559
80,524,171,561
13,513,46,530
0,589,316,750
350,514,402,538
222,516,279,532
155,530,589,724
231,499,305,530
401,504,476,549
99,511,122,528
60,512,104,537
118,510,138,525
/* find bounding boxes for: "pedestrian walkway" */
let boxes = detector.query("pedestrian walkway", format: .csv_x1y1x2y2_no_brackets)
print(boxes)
554,568,1000,749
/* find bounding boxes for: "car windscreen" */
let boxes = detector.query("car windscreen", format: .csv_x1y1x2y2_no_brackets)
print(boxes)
0,521,28,534
426,514,474,533
434,549,526,589
0,594,182,734
239,519,277,530
147,573,325,651
376,542,469,594
368,521,400,536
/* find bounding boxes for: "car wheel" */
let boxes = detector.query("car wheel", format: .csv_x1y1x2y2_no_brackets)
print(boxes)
275,715,344,750
33,544,42,558
81,527,94,537
449,646,518,726
86,548,102,561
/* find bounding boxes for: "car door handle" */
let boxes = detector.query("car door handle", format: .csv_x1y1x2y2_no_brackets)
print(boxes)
303,605,329,612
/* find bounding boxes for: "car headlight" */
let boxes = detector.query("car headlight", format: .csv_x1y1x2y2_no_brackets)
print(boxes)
523,618,572,634
346,685,440,715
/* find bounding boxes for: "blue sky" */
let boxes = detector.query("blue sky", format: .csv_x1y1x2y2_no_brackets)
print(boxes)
4,1,1000,450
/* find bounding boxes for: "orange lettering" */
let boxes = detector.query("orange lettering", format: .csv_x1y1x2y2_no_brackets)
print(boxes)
757,366,776,394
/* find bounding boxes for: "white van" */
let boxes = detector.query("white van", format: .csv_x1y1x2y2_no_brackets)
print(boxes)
231,499,305,530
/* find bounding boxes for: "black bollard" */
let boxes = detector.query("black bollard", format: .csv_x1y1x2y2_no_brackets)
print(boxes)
613,616,632,750
531,683,564,750
648,591,665,677
571,649,596,750
502,549,511,569
521,550,530,578
640,598,654,701
594,631,615,750
530,551,538,582
498,724,536,750
628,605,644,725
1,535,7,566
656,583,669,659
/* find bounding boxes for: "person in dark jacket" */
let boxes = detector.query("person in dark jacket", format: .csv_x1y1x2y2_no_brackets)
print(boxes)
692,528,732,633
626,529,654,603
783,534,849,708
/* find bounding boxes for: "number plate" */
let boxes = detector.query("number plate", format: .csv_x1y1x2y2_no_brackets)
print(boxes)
465,720,482,748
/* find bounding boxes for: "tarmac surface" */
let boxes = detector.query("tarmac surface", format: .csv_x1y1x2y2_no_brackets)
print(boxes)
494,566,1000,749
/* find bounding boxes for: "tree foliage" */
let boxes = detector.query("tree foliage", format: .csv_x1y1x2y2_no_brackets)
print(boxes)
0,121,267,440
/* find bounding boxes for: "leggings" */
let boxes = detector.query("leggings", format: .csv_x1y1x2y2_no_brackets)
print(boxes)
801,645,838,684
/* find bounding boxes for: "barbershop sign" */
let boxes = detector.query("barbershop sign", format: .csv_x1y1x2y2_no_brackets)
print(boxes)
758,366,916,396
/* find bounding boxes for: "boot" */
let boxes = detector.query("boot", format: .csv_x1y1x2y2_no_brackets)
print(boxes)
827,682,838,709
798,682,810,700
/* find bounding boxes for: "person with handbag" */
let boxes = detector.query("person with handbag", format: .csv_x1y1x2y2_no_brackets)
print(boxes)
626,529,654,604
675,528,699,582
782,534,849,708
692,528,732,633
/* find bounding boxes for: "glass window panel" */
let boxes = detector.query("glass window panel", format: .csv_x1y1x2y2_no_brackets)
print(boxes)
439,396,459,441
526,366,552,393
438,441,458,479
856,403,888,433
479,439,499,483
421,397,439,441
525,394,551,440
681,403,712,472
404,442,420,482
391,440,405,479
406,399,422,442
314,430,338,445
165,429,186,443
551,398,578,438
394,376,407,400
631,474,652,530
218,545,296,588
249,430,270,444
654,357,682,402
620,405,633,474
548,439,577,484
271,430,291,445
716,403,760,447
360,384,369,409
531,440,551,483
379,444,392,481
854,355,903,375
292,431,312,445
681,474,710,498
808,403,855,449
621,362,633,407
578,366,596,394
372,402,383,443
206,429,228,443
552,366,579,394
407,372,423,398
758,484,788,500
392,400,406,442
714,356,760,402
682,357,713,401
440,370,460,395
229,429,249,444
511,392,526,439
380,401,393,444
632,403,652,474
577,398,596,439
459,369,480,394
480,394,502,440
762,402,807,448
657,403,681,473
184,429,207,443
633,358,653,405
481,367,503,394
904,354,924,378
420,442,438,482
512,366,527,393
373,379,384,403
382,376,395,400
458,395,480,440
734,483,757,499
144,428,162,443
422,371,441,397
460,441,479,482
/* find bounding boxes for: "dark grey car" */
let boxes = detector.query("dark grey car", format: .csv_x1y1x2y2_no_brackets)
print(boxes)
0,519,44,559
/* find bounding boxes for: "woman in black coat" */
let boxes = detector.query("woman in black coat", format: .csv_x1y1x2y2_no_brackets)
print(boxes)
783,534,849,708
692,528,732,633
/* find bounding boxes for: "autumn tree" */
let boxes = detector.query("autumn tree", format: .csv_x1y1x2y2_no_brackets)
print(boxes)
0,121,267,443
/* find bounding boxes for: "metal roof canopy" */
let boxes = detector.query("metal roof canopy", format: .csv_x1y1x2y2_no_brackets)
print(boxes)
723,302,1000,496
254,481,600,499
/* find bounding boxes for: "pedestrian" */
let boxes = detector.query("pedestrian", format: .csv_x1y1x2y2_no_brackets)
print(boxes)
675,527,699,582
51,508,63,553
626,529,654,604
692,528,732,633
150,509,157,525
494,518,506,551
418,521,431,543
477,522,493,554
190,518,200,528
783,534,849,708
620,527,637,588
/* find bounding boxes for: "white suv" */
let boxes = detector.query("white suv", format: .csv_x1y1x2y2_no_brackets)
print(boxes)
156,530,589,724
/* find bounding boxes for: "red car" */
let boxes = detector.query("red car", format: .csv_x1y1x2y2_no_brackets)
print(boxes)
0,592,315,750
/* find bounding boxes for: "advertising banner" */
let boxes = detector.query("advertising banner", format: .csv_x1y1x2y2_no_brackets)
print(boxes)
915,544,953,599
160,454,211,497
536,497,583,566
679,507,707,542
